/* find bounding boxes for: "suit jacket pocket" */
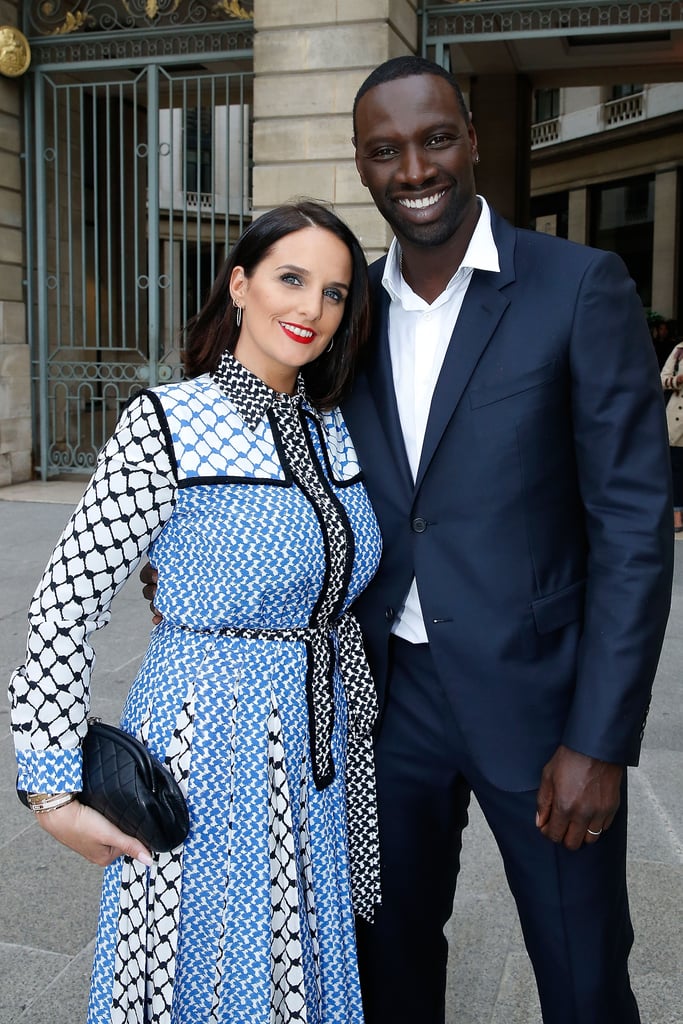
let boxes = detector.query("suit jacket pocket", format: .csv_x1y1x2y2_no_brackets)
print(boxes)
469,360,558,409
531,579,585,635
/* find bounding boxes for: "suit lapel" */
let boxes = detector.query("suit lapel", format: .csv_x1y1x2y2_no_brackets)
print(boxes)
361,270,415,495
356,215,517,497
413,213,517,492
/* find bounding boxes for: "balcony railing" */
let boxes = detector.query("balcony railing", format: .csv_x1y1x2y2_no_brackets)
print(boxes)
185,191,216,211
531,118,560,147
604,92,644,127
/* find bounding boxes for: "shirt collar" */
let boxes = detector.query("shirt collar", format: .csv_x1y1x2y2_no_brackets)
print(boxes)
210,350,309,432
382,195,500,307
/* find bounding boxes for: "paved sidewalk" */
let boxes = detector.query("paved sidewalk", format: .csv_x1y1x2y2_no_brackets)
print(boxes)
1,482,681,1023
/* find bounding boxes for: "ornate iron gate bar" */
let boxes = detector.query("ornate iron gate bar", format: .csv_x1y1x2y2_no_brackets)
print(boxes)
22,24,253,72
23,5,253,478
422,1,683,62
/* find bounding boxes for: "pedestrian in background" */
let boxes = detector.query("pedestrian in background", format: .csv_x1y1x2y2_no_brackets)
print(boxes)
661,338,683,531
647,313,679,370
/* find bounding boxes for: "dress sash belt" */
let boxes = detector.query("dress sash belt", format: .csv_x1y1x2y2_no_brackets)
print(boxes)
179,611,381,922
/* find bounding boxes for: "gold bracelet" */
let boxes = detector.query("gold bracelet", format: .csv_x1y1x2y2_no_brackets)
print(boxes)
27,792,78,813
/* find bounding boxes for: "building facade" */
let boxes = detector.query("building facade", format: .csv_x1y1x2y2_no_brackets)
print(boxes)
1,1,682,484
530,82,683,320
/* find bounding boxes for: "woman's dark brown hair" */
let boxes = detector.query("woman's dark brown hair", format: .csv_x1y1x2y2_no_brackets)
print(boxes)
182,200,371,410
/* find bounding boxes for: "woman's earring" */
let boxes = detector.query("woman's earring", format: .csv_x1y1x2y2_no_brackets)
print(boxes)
233,299,242,327
326,338,335,353
473,151,480,165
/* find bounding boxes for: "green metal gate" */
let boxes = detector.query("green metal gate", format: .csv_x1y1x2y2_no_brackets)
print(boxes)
23,2,254,477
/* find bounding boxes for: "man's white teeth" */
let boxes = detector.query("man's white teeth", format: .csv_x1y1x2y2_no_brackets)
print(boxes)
399,191,446,210
282,322,314,338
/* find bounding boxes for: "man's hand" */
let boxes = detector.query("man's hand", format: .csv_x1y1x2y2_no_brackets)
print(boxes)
139,561,162,625
536,744,623,850
37,799,153,868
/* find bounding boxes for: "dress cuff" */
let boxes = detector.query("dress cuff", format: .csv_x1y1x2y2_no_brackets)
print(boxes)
15,746,83,794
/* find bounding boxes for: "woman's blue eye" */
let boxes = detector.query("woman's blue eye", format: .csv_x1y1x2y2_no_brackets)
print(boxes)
279,274,343,303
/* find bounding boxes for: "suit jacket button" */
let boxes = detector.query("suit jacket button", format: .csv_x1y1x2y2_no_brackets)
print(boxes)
411,517,427,533
385,607,395,622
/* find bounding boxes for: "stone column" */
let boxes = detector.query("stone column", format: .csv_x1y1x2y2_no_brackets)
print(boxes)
252,0,418,263
467,74,532,227
567,187,589,245
651,169,680,320
0,0,30,485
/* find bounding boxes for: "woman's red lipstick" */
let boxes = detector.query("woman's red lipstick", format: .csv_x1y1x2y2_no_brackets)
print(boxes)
279,320,317,344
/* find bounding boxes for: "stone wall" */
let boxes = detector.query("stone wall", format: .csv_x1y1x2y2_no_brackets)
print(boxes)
252,0,418,263
0,0,30,485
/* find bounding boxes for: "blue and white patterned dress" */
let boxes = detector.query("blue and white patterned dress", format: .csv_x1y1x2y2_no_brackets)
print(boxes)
10,353,383,1024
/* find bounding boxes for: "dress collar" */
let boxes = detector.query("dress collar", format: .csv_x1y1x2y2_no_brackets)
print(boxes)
210,350,309,432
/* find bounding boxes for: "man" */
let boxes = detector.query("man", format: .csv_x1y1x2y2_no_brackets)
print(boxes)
341,57,673,1024
142,56,672,1023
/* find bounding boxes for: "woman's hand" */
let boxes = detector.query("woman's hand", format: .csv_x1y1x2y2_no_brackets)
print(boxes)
35,799,153,868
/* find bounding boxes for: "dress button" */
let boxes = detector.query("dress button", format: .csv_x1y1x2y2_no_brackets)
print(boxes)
411,517,427,533
385,607,395,622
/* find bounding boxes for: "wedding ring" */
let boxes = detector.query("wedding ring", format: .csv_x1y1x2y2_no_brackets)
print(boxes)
586,827,603,836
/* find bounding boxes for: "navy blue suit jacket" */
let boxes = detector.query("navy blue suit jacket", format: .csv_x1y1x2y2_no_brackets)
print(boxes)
342,209,674,791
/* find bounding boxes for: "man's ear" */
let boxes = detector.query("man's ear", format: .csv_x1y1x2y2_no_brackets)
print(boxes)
354,150,367,188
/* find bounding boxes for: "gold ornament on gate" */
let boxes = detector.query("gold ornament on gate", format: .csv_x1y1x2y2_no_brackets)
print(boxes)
52,12,91,34
0,26,31,78
213,0,252,17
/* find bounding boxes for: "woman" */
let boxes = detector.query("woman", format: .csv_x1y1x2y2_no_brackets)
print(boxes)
661,338,683,531
9,201,382,1023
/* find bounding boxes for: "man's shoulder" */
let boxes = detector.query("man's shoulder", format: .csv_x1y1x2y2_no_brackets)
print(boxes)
491,206,621,272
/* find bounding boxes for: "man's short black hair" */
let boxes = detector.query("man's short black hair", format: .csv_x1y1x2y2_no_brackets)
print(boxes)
352,55,470,138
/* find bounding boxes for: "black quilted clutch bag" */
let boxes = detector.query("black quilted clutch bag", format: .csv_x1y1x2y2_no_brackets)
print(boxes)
18,719,190,853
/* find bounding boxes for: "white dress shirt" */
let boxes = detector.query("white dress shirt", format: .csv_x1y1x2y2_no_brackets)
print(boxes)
382,197,500,643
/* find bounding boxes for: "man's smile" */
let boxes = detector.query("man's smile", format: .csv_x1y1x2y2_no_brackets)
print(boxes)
397,189,447,211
